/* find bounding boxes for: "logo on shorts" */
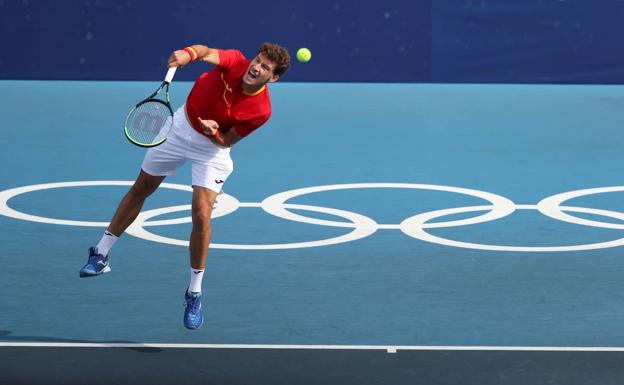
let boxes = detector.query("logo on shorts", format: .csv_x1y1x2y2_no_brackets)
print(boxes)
215,180,224,184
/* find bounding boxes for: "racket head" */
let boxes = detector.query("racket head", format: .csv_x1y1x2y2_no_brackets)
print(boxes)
124,99,174,147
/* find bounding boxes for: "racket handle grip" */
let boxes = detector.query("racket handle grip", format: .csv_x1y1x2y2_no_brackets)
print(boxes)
165,67,177,83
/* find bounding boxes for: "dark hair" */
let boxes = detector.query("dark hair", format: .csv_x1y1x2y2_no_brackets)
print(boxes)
258,43,291,77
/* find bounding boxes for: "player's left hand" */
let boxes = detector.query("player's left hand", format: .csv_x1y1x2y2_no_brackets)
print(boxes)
197,117,219,137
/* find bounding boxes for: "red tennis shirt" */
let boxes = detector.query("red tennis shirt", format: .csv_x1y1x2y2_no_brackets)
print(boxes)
185,49,272,138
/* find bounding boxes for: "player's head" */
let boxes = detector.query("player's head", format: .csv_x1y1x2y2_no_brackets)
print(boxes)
242,43,291,87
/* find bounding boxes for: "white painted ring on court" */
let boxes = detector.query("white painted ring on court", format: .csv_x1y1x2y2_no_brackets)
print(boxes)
0,181,239,227
401,204,624,252
5,181,624,252
125,202,378,249
537,186,624,229
260,183,516,230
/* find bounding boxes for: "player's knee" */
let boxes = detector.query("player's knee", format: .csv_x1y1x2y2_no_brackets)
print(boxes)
191,206,212,231
130,178,160,198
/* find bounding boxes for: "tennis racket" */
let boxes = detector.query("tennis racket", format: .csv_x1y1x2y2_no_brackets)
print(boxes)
124,67,177,147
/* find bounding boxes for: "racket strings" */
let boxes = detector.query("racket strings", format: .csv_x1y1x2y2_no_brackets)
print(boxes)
126,101,172,145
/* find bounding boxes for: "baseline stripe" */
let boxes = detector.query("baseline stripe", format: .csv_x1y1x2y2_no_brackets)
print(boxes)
1,342,624,352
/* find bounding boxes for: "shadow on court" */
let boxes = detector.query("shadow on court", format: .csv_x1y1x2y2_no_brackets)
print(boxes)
0,330,162,354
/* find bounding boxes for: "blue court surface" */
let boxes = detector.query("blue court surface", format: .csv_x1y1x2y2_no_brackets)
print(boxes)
2,80,624,384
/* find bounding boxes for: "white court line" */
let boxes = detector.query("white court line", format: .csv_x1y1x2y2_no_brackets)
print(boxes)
1,343,624,352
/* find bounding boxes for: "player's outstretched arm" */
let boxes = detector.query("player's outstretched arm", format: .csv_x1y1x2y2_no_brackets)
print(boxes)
167,45,220,68
191,45,220,65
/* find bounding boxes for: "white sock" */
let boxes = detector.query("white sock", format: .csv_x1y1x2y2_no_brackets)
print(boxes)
188,268,205,294
96,231,119,256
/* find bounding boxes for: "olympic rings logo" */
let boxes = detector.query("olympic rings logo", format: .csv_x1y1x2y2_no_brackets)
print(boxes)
1,181,624,252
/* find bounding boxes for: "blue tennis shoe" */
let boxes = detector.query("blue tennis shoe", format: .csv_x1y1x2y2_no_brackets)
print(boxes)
183,290,204,330
79,247,111,278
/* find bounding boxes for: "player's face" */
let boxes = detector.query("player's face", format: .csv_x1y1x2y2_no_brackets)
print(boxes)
242,53,279,87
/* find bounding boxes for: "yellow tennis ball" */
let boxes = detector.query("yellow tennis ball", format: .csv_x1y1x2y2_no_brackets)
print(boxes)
296,48,311,63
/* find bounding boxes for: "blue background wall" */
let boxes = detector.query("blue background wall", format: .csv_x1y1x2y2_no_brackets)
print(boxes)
2,0,624,83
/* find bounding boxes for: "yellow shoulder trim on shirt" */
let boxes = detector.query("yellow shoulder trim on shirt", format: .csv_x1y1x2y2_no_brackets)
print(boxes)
243,85,266,96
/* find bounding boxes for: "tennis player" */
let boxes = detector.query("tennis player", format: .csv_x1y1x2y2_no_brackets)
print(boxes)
79,43,291,330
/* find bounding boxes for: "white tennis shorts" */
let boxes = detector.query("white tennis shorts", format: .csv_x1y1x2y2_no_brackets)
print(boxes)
141,105,234,193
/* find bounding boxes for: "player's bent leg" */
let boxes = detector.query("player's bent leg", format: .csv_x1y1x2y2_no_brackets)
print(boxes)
107,169,166,236
80,170,166,278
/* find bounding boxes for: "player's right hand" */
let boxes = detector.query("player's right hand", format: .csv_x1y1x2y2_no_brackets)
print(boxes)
168,50,191,67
